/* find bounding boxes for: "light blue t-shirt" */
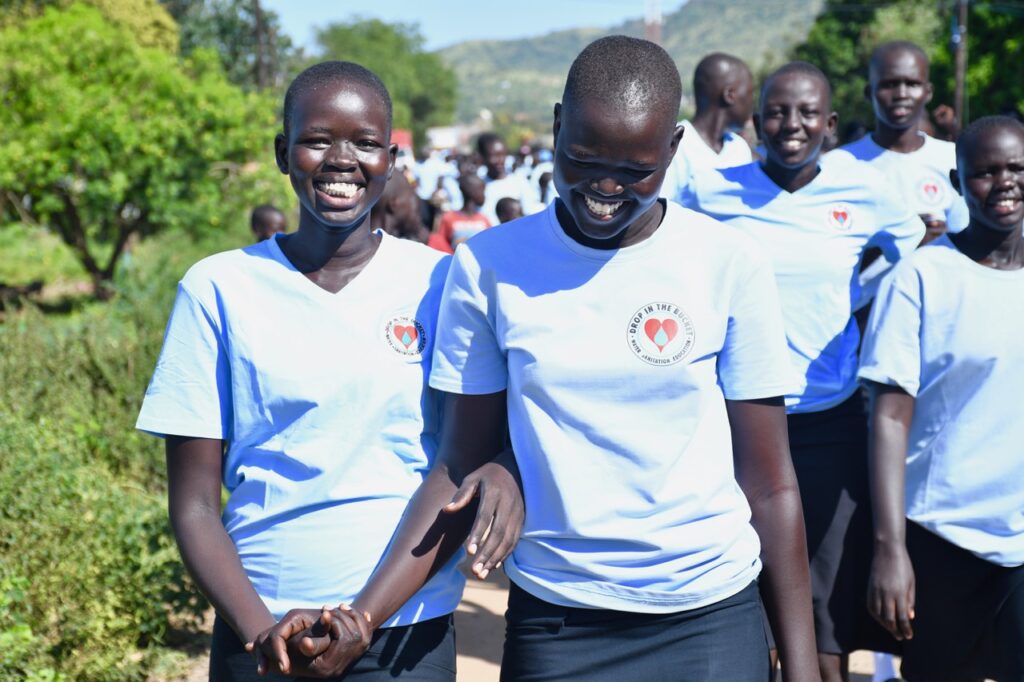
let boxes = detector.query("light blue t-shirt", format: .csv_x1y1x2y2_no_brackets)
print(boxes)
859,236,1024,566
828,132,968,232
429,202,797,613
660,120,752,204
136,233,465,623
681,160,924,413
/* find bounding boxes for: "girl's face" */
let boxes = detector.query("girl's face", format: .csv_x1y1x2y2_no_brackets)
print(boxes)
954,125,1024,234
552,97,680,243
275,80,396,233
758,73,837,172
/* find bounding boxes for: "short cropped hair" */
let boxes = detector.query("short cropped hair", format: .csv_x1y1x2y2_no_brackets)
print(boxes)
761,61,832,109
562,35,681,121
282,61,392,136
956,115,1024,165
476,132,505,157
693,52,750,109
869,41,930,80
250,204,283,229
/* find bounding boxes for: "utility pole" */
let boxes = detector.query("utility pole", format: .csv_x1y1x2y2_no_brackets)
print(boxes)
953,0,968,125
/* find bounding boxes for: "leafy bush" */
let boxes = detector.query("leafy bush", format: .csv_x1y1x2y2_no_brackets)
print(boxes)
0,221,250,678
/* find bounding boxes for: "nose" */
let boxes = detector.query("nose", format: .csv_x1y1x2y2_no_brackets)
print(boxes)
324,140,357,170
781,108,801,131
895,82,909,98
591,176,624,196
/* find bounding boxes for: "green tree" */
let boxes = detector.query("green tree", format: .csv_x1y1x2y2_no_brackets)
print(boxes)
793,0,1024,129
0,3,288,296
0,0,180,51
160,0,300,91
314,19,457,146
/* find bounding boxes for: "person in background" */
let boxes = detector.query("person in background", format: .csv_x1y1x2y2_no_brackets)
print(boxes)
660,52,755,203
250,204,287,242
432,174,491,253
829,41,968,244
495,197,523,224
860,115,1024,682
477,132,536,224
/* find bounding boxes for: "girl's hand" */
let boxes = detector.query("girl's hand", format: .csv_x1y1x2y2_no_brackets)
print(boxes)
444,448,524,579
246,605,371,677
867,542,916,640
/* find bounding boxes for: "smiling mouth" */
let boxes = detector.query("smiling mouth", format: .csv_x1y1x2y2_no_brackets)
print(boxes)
778,139,805,152
314,181,361,199
583,194,625,219
991,197,1022,215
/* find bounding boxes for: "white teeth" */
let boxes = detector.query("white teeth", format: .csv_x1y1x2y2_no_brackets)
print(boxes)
584,195,624,217
316,181,359,198
996,199,1017,207
780,140,802,150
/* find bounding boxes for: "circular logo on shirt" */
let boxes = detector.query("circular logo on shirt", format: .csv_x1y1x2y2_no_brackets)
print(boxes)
918,178,946,205
384,315,427,357
627,303,696,366
827,203,854,231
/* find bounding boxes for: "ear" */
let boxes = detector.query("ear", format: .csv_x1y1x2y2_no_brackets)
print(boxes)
924,81,934,106
670,123,685,156
722,86,736,107
826,110,839,139
552,102,562,147
274,133,289,174
863,82,872,103
949,167,962,196
387,142,398,180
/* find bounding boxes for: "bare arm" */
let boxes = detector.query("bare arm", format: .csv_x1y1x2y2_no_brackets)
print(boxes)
253,390,521,676
165,436,275,643
727,397,819,682
865,382,916,640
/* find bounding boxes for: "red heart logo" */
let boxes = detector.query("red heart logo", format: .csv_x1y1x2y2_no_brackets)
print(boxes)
393,325,418,349
924,183,938,196
832,210,848,225
644,318,678,352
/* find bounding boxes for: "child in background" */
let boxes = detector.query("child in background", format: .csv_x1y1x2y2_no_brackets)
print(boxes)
860,115,1024,682
477,132,536,224
250,204,287,242
495,197,523,224
432,174,491,252
829,41,968,243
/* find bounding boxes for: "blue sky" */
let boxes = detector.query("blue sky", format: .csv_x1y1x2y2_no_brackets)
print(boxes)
264,0,689,52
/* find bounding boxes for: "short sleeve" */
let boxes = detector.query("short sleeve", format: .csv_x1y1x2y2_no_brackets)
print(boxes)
135,282,233,439
856,183,926,308
717,250,798,400
857,263,923,396
429,246,508,395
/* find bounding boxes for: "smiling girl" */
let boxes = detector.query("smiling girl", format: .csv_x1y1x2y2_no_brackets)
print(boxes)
136,62,520,681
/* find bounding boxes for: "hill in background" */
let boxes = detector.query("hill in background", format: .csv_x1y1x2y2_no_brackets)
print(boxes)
439,0,823,132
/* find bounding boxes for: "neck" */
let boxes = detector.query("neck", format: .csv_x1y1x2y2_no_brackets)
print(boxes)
555,199,665,250
461,200,480,214
872,122,925,153
283,213,379,273
950,222,1024,270
691,109,732,154
760,158,821,193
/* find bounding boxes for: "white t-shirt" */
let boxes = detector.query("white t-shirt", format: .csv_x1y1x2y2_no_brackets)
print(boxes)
681,160,924,413
661,120,753,204
858,236,1024,566
828,132,968,231
429,201,796,613
481,173,538,224
136,233,464,623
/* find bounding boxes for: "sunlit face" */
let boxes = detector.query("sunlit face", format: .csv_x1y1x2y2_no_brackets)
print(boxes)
868,49,933,130
953,125,1024,234
552,97,680,242
275,80,396,233
482,140,507,180
758,72,837,171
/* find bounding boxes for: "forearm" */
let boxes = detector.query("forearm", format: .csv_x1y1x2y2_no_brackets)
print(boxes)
867,386,913,550
170,504,275,642
352,465,474,629
750,485,818,677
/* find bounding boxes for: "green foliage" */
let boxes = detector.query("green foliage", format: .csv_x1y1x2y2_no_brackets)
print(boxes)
0,3,288,294
160,0,301,91
314,18,458,147
0,222,251,678
439,0,823,136
793,0,1024,129
0,0,179,52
